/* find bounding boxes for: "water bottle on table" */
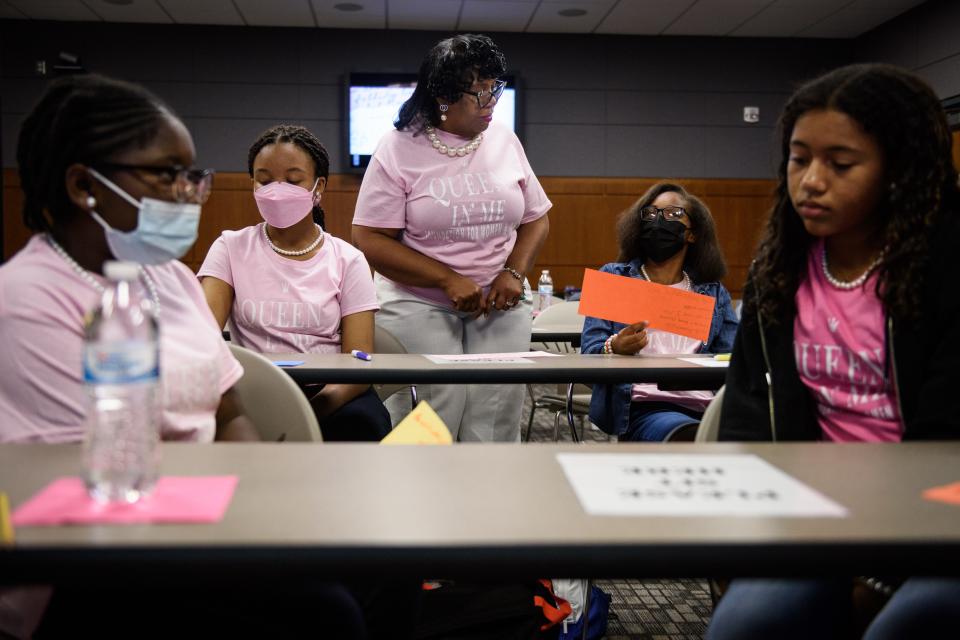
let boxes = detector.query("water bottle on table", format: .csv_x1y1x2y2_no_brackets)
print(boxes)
82,261,161,503
536,269,554,316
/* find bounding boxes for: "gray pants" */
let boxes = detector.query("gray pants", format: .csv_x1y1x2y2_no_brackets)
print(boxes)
375,275,532,442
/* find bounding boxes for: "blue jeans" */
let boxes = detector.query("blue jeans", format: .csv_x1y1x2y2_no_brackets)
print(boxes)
622,401,702,442
706,578,960,640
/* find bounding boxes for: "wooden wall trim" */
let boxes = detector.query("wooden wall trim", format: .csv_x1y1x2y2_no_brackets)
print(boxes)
4,169,774,297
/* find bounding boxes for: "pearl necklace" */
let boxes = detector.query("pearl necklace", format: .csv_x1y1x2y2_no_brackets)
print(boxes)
425,126,483,158
46,234,161,317
263,223,323,257
821,246,881,290
640,264,692,291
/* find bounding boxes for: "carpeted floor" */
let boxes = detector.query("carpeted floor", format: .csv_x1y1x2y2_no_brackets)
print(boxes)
523,383,713,640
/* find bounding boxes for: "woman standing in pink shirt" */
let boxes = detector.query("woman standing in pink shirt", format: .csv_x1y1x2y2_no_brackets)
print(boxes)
708,64,960,639
353,34,551,442
199,125,391,442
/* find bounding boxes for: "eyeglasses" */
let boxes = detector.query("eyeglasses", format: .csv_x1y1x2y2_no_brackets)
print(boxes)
462,79,507,108
95,162,215,204
639,205,687,221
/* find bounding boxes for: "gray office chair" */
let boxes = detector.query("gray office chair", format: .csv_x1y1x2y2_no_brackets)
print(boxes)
228,344,323,442
372,325,418,410
527,301,592,442
695,385,725,442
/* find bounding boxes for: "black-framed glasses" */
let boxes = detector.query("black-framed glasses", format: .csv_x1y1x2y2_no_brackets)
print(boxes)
640,205,686,221
462,79,507,108
95,162,215,204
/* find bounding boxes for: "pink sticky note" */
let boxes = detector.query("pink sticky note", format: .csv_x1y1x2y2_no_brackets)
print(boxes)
11,476,238,526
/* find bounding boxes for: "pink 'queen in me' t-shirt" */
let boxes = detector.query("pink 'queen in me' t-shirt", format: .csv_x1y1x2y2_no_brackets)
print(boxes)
198,225,379,354
352,121,552,305
794,239,902,442
0,235,243,444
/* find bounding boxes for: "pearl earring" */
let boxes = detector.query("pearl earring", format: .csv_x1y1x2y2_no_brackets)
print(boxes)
440,114,447,121
439,103,448,122
86,195,96,209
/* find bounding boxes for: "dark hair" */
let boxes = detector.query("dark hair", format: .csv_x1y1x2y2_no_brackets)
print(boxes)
17,73,170,234
395,34,506,132
247,124,330,229
616,182,728,283
746,63,960,325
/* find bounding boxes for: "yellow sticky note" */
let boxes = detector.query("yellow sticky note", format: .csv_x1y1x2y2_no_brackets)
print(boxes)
381,401,453,445
0,492,13,545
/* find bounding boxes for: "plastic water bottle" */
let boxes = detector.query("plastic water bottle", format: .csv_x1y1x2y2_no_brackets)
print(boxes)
537,269,554,316
82,261,161,503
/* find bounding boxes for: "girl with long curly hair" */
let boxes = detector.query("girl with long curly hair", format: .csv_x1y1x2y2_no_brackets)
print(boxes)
710,63,960,639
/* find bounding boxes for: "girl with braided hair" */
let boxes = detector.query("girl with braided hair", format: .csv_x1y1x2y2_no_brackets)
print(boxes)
708,64,960,639
0,74,369,639
0,73,258,446
199,124,391,442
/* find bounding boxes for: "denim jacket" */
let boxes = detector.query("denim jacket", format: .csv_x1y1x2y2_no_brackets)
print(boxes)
581,260,740,436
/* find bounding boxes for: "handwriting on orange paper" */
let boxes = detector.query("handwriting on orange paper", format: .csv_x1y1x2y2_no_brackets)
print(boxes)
577,268,715,342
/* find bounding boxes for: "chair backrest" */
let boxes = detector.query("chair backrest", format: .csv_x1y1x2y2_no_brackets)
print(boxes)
532,300,585,331
228,344,322,442
372,325,418,408
695,384,725,442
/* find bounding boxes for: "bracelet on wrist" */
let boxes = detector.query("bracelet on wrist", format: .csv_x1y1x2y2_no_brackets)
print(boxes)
603,335,615,354
502,266,523,281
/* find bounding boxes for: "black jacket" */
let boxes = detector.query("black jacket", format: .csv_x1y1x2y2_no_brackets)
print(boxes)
719,221,960,442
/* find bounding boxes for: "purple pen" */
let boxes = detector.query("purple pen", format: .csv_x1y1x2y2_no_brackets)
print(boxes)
351,349,373,361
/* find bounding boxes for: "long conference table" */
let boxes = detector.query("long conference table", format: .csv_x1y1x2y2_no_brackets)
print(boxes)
270,352,727,390
3,442,960,586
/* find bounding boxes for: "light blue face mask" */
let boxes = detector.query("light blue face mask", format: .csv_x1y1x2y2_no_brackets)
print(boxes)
87,168,200,265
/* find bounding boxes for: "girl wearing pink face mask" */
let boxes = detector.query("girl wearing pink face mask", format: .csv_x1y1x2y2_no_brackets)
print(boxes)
199,124,391,442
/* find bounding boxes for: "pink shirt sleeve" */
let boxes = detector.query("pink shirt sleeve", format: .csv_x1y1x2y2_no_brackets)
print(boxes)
353,134,409,230
338,248,378,317
197,234,233,287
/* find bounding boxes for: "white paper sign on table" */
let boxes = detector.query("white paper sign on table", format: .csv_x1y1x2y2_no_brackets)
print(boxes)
423,351,557,364
556,453,847,518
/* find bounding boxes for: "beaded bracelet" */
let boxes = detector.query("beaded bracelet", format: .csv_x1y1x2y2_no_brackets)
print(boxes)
502,266,523,281
603,335,615,354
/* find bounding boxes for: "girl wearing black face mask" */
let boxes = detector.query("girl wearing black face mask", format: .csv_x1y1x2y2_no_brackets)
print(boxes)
580,182,740,442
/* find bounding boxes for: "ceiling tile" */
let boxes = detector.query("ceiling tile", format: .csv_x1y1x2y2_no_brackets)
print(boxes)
388,0,459,31
799,5,907,38
732,7,825,37
311,0,386,29
459,1,536,32
92,0,172,24
158,0,244,26
594,0,694,35
234,0,315,27
6,0,100,21
527,0,616,34
0,1,27,19
664,0,772,36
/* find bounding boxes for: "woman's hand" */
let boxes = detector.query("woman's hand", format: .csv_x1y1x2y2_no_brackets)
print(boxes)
482,271,524,315
441,272,484,312
611,321,649,355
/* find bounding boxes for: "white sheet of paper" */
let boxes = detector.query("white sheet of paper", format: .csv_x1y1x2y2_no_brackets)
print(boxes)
556,453,847,517
677,357,729,368
423,351,558,364
423,355,537,364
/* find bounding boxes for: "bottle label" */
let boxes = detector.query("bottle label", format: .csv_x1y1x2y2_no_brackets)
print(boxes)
538,285,553,295
83,342,159,385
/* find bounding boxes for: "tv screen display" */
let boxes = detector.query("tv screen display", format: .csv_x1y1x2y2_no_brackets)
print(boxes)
347,73,519,170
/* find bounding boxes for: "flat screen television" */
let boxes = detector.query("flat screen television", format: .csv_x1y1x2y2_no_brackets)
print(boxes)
346,72,520,171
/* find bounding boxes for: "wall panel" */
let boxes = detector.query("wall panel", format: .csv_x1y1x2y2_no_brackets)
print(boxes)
3,170,772,297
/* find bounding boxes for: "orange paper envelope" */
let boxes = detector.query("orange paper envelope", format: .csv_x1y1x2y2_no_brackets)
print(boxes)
923,481,960,506
577,268,715,342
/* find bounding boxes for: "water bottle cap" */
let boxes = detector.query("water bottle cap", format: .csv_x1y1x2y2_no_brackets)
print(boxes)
103,261,140,282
